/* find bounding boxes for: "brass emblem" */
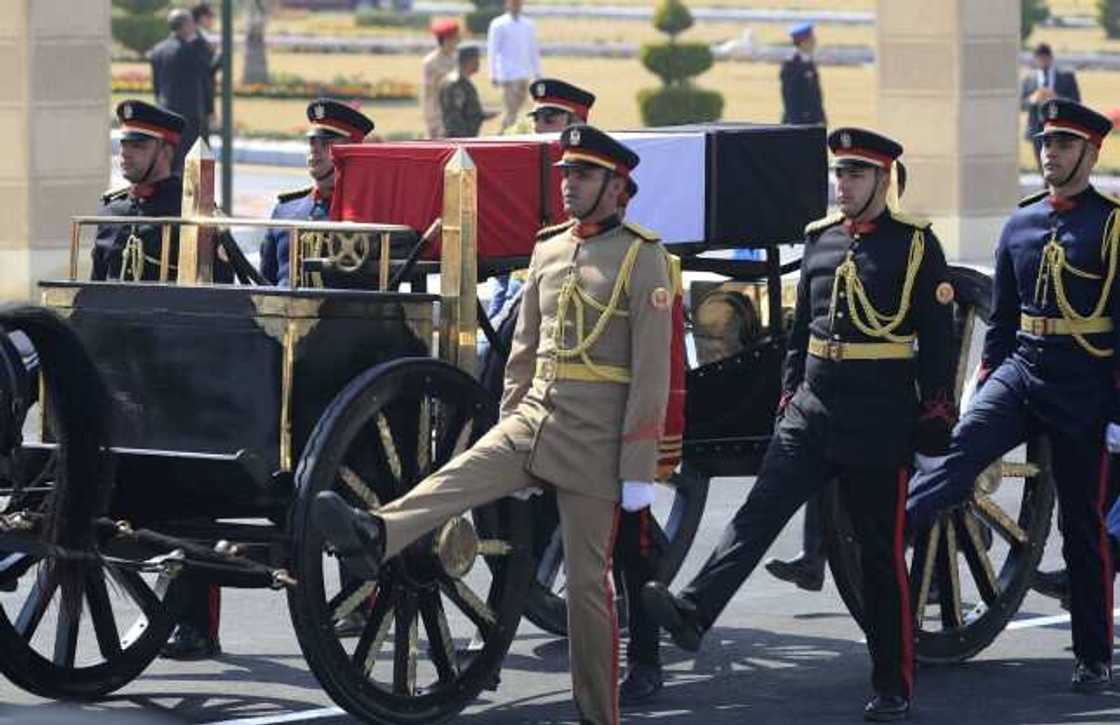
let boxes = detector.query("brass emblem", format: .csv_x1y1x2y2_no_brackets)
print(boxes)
122,103,134,120
1048,103,1059,120
535,82,545,97
650,287,672,310
329,232,371,272
840,132,852,148
935,281,955,305
569,128,581,146
313,104,326,120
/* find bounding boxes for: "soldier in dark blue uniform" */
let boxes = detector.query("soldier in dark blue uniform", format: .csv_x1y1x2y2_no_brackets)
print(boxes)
780,22,826,126
644,129,957,721
93,101,187,282
259,99,375,286
908,99,1119,693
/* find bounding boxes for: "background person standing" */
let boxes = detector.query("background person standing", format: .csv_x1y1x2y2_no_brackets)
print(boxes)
440,45,497,138
1021,43,1081,160
780,22,825,126
421,19,461,139
148,8,211,173
487,0,541,132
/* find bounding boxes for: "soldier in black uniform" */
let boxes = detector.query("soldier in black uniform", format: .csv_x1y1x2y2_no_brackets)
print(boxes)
644,129,957,721
93,101,187,281
908,99,1120,693
780,22,826,126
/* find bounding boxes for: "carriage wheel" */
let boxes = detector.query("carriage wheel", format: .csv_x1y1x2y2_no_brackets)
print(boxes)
827,266,1055,664
523,462,710,637
289,358,535,724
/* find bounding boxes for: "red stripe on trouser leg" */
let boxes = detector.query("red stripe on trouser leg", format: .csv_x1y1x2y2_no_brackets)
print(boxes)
1097,449,1114,658
605,506,621,725
207,584,221,641
638,508,651,558
894,467,914,697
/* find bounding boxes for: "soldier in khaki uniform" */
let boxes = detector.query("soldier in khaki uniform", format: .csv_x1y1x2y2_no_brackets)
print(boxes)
313,125,674,725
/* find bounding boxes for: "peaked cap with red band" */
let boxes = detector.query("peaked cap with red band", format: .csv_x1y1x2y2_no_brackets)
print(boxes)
555,124,640,197
827,126,903,169
528,78,596,122
117,100,185,146
306,98,374,143
1035,98,1113,148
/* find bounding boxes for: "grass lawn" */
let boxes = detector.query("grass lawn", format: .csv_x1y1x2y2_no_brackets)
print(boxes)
113,49,1120,172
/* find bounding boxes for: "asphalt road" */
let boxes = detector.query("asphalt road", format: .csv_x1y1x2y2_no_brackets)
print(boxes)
0,477,1116,725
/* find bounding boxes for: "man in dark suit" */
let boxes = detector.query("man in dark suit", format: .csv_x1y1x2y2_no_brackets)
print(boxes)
191,2,220,144
148,8,210,173
780,22,826,126
1022,43,1081,160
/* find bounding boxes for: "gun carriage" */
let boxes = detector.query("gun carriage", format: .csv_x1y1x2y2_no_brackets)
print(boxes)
0,125,1052,723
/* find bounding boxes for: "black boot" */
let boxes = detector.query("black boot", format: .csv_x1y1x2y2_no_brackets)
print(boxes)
620,662,663,706
764,496,826,591
1032,568,1070,600
161,623,221,661
1071,660,1112,693
863,694,910,721
641,582,704,652
312,491,385,580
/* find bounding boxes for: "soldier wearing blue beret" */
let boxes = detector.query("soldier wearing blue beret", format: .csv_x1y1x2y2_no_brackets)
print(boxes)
780,21,826,126
259,99,375,286
909,99,1119,693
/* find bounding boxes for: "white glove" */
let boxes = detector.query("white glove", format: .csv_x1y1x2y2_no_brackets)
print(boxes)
510,486,544,501
1106,423,1120,454
621,481,656,512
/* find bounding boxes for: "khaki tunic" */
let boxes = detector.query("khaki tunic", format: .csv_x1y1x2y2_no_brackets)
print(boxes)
420,48,457,138
502,220,674,499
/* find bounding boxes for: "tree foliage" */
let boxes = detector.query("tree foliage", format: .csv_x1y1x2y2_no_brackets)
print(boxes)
638,0,722,126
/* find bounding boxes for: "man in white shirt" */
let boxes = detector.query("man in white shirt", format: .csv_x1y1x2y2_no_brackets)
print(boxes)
487,0,541,132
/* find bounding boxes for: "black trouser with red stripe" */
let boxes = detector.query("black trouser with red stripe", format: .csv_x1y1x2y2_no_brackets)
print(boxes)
679,408,914,698
617,508,663,668
178,579,221,641
909,358,1116,665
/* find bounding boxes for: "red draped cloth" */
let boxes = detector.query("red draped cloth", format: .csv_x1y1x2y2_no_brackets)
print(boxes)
330,140,564,259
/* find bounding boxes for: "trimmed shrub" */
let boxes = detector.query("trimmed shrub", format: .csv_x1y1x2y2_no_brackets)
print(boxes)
1021,0,1050,41
638,84,723,126
640,43,713,86
466,0,503,35
355,8,432,28
111,0,169,58
637,0,723,126
653,0,693,37
1100,0,1120,39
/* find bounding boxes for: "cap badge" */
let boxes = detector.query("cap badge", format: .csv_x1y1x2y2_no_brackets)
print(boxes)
314,104,326,120
569,128,581,146
935,282,955,305
1048,103,1059,120
122,104,134,120
840,132,852,148
534,82,545,97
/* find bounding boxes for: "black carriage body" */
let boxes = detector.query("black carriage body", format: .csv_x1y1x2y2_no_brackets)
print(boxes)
38,282,434,523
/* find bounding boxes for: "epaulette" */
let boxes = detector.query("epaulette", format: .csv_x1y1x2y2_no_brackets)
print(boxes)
535,218,576,241
623,220,660,242
101,186,130,204
804,212,843,236
1091,187,1120,207
1017,190,1048,208
889,210,932,229
277,187,313,204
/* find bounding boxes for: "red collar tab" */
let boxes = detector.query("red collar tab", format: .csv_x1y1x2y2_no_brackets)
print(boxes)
1048,194,1077,213
312,187,330,203
573,216,620,240
843,219,877,236
129,182,157,200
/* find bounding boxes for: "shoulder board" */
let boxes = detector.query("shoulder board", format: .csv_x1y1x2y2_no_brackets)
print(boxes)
804,212,843,236
1017,190,1048,208
277,187,313,204
535,219,576,241
888,210,932,229
623,220,660,242
1091,188,1120,207
101,186,129,203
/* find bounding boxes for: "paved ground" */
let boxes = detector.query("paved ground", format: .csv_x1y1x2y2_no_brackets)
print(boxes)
0,477,1116,725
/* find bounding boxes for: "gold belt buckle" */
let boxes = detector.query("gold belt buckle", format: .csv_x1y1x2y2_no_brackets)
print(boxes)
539,357,557,381
827,340,844,361
1029,318,1051,336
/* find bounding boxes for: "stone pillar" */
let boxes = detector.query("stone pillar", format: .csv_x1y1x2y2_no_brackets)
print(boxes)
0,1,110,300
876,0,1020,263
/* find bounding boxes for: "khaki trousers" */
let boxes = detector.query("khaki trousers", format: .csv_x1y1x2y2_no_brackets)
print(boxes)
499,79,530,132
377,421,621,725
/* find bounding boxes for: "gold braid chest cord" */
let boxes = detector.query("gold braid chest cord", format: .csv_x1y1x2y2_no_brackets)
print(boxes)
550,238,644,383
828,228,925,343
1033,207,1120,358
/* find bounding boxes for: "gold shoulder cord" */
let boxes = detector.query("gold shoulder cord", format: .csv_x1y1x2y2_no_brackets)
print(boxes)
1033,208,1120,357
121,232,146,281
828,229,925,342
552,238,645,382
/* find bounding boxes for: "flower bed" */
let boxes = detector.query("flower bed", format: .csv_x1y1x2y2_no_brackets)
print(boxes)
111,70,417,102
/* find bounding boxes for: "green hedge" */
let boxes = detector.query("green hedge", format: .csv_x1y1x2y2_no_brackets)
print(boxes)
638,84,723,126
111,0,168,14
1100,0,1120,39
111,10,167,57
466,8,503,35
640,43,713,86
355,8,432,29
